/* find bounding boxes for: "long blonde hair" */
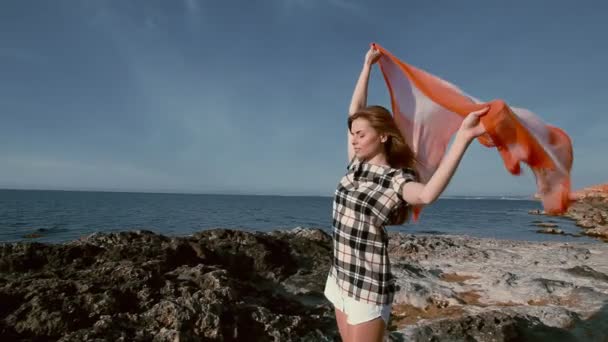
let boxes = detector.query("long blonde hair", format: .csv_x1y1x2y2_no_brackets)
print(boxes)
348,105,418,224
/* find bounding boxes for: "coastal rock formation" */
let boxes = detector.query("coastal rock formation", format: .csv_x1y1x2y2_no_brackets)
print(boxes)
0,228,338,341
387,233,608,341
565,183,608,240
572,184,608,200
2,227,608,341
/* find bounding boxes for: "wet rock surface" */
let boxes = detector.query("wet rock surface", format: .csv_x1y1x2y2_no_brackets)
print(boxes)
2,227,608,341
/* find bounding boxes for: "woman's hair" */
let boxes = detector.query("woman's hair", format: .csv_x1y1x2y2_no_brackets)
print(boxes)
348,105,418,225
348,105,417,169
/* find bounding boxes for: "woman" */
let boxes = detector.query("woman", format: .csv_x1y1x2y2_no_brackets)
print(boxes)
323,46,489,342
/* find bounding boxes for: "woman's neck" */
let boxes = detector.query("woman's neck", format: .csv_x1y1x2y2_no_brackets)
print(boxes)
362,153,389,167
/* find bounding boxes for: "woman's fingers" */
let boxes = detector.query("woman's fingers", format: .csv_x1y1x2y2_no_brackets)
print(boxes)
470,107,490,116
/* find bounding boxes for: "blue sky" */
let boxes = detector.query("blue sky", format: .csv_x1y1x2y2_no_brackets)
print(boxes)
1,0,606,197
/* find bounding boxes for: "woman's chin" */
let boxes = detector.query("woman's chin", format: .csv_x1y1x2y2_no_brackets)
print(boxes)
355,152,368,159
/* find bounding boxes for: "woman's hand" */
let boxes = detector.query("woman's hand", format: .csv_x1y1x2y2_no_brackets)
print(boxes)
458,107,489,141
364,47,382,66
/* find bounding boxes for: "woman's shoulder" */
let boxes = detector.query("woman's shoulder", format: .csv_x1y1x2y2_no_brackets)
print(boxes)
393,166,418,180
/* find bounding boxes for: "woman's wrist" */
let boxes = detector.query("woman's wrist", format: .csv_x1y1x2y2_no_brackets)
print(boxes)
455,129,474,145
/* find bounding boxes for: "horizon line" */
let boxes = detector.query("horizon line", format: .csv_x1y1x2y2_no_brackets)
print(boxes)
0,187,536,199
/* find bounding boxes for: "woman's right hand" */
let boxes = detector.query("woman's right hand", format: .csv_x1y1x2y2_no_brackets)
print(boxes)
364,47,382,66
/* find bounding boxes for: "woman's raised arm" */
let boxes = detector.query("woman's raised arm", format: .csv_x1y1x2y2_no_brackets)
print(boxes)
347,47,382,161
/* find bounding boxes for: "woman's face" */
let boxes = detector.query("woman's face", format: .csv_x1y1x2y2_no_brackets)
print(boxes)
350,118,385,160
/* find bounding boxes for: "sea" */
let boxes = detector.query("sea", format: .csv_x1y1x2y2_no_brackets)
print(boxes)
0,189,600,244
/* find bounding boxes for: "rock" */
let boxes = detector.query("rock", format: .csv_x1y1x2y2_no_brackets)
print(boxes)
0,228,338,341
576,219,596,229
591,213,606,225
541,221,557,226
533,222,559,228
400,310,571,342
571,183,608,200
564,265,608,282
536,228,564,235
3,228,608,341
530,182,608,242
387,232,608,340
584,226,608,240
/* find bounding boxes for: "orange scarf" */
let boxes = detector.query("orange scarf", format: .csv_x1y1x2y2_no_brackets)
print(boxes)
373,43,573,219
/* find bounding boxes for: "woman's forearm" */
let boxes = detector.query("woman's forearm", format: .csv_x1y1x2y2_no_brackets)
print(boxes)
349,64,372,115
418,131,473,204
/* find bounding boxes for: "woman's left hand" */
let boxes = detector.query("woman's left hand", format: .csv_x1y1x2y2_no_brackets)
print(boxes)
459,107,489,141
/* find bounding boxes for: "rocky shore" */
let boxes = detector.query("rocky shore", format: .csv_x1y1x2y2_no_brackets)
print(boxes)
566,184,608,241
387,233,608,341
2,226,608,341
530,183,608,241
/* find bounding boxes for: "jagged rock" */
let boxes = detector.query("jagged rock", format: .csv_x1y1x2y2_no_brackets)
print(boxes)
3,228,608,341
0,229,338,341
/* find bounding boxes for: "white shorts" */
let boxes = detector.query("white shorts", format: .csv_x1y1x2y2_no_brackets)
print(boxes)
323,274,392,326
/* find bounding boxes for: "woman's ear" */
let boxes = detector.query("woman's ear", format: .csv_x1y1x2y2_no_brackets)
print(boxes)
380,134,387,143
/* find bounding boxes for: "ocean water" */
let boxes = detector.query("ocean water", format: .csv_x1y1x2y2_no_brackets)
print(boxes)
0,189,599,244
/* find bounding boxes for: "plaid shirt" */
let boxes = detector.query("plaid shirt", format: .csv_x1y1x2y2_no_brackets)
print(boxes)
329,157,417,305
